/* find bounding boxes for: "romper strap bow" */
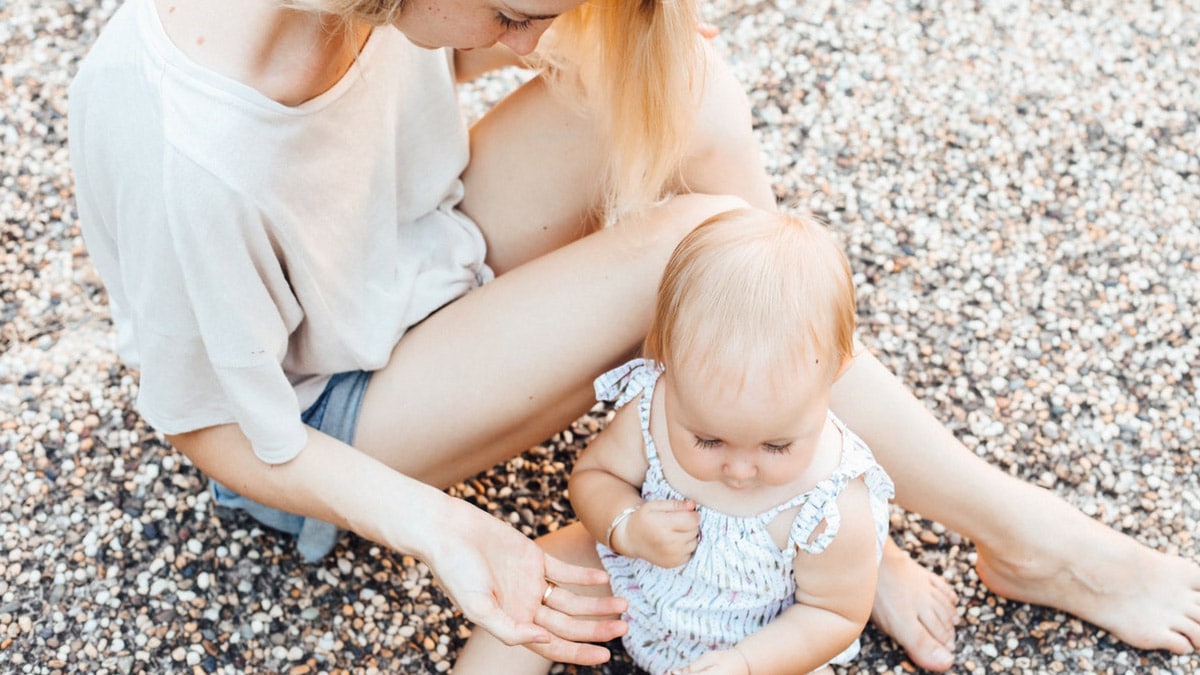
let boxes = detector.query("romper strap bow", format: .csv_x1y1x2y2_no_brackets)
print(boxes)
793,480,845,555
593,358,661,408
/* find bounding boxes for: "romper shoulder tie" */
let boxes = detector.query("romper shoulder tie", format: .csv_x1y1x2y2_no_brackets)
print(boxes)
789,414,896,557
593,358,662,408
790,481,845,555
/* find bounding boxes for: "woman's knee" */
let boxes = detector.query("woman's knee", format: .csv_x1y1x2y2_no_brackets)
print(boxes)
603,193,746,274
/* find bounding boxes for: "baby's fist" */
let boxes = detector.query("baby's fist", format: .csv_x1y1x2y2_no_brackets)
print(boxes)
625,499,700,568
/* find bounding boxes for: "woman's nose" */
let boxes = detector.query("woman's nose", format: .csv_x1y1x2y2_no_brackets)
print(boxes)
498,26,546,56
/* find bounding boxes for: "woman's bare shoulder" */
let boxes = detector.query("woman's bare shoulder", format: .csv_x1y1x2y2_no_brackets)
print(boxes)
154,0,365,106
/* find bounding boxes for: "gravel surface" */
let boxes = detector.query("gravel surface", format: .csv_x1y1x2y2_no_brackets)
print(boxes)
3,0,1199,673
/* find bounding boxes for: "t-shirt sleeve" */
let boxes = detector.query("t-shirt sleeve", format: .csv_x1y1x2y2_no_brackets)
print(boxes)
131,149,308,464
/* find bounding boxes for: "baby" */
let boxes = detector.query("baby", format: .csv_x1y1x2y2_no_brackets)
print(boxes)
459,208,894,674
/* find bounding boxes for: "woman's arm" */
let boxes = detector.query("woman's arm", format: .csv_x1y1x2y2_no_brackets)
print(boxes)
169,424,441,548
168,423,625,665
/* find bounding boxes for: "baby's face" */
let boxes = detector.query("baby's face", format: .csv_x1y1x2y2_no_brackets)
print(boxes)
662,358,835,491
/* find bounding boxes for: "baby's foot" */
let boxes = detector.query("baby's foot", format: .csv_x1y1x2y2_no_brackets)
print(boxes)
871,540,958,672
975,520,1200,654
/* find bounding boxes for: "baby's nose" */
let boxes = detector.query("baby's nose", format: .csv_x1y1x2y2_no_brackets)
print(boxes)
723,459,757,481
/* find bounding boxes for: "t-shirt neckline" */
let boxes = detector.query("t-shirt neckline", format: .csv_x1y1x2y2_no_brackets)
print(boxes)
138,0,383,115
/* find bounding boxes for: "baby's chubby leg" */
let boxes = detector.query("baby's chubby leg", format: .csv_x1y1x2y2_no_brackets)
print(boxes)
454,523,621,674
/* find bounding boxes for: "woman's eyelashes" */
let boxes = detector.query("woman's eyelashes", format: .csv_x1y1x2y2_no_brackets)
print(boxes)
496,13,534,31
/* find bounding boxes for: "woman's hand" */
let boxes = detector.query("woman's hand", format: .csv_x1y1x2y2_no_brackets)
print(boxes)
169,426,623,664
421,497,628,665
617,499,700,568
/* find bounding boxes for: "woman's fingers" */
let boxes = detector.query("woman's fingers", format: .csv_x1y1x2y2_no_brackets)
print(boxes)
430,509,628,665
472,600,614,662
530,558,628,665
543,552,610,587
535,603,627,643
522,588,626,666
528,634,617,666
458,580,624,665
539,579,627,619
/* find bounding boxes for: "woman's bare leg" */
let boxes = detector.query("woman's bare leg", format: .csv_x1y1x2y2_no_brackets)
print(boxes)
354,51,772,488
356,51,961,668
835,351,1200,664
354,195,734,487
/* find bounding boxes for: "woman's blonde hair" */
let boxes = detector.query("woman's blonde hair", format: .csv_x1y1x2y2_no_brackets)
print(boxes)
282,0,403,25
545,0,702,219
644,209,857,383
287,0,703,220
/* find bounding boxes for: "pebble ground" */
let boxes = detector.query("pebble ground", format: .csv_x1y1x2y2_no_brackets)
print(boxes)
2,0,1199,673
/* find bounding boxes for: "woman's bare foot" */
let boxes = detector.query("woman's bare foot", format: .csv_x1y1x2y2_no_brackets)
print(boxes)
974,515,1200,655
871,540,958,672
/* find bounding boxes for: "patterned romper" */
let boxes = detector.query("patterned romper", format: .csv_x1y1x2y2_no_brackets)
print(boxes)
593,359,895,675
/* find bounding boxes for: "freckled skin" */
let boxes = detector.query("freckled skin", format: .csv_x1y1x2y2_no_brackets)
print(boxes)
393,0,569,55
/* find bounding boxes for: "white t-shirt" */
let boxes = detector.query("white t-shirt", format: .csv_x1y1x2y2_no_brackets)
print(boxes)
68,0,491,463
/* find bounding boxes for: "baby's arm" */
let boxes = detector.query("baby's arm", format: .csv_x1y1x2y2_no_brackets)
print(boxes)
709,478,879,674
569,404,700,568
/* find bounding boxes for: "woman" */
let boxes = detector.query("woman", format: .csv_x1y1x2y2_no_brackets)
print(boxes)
68,0,1200,669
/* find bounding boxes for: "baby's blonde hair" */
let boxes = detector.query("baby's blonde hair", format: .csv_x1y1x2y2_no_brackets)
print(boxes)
644,209,856,383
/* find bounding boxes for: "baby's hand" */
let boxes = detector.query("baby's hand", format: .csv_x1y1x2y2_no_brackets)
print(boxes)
621,499,699,568
673,648,751,674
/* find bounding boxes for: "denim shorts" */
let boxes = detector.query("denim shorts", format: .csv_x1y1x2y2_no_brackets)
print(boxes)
210,370,372,562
